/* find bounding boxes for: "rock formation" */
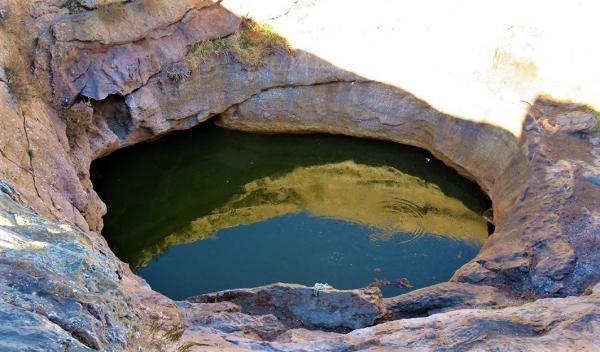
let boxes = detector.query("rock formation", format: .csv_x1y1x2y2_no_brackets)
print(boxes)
0,0,598,350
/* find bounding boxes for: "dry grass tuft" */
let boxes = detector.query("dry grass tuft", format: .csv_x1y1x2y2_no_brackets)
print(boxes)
58,100,93,134
186,17,291,69
163,62,191,82
130,319,192,352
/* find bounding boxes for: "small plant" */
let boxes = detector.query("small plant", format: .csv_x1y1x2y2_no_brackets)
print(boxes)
58,107,76,127
27,148,33,162
3,66,16,82
3,63,30,102
163,62,191,82
177,342,199,352
58,99,93,131
163,324,185,342
186,17,291,69
62,0,86,14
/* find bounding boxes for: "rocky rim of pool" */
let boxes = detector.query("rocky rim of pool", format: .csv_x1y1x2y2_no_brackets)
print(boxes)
0,1,598,351
91,126,491,300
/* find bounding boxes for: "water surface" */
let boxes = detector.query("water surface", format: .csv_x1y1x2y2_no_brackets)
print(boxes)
92,123,490,300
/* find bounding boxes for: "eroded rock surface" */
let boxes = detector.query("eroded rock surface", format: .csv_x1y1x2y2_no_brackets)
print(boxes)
177,300,286,340
0,181,140,351
325,287,600,352
454,100,600,297
382,282,515,320
189,283,386,331
52,2,240,102
217,82,599,299
0,0,598,351
53,0,212,44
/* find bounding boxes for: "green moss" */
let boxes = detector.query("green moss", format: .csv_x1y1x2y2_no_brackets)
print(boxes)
3,66,16,79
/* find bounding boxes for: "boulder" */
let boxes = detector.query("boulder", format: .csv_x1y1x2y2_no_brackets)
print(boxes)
553,111,598,132
383,282,515,320
189,283,386,331
178,301,286,340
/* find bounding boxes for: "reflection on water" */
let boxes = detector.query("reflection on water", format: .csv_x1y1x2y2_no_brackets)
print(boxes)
137,213,482,300
92,123,490,299
153,161,487,269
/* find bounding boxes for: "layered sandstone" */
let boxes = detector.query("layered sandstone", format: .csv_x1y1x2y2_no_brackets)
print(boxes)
0,0,598,351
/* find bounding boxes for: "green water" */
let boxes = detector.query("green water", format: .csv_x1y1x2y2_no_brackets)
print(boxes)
91,123,490,300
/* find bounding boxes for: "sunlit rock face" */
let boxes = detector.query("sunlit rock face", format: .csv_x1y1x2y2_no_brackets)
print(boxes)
221,0,600,135
154,161,487,263
0,181,141,351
